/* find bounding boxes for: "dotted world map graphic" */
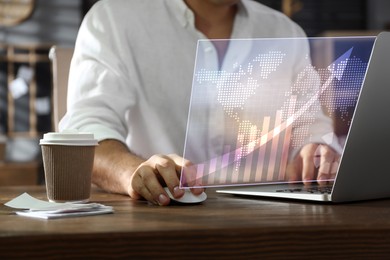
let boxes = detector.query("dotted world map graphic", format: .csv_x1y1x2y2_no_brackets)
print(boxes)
182,38,373,187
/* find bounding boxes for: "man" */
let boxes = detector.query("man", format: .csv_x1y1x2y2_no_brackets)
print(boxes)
60,0,339,206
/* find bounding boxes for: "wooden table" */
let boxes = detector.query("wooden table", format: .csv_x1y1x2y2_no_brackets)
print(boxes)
0,162,40,186
1,186,390,259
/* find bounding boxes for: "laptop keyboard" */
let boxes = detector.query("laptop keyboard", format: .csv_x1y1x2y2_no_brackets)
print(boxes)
276,185,332,194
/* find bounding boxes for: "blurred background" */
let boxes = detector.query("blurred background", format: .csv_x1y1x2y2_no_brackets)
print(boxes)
0,0,388,186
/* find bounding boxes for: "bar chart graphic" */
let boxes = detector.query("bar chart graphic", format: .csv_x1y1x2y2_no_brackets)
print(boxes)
181,37,373,188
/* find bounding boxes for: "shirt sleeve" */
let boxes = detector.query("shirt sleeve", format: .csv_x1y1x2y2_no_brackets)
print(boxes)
59,2,136,144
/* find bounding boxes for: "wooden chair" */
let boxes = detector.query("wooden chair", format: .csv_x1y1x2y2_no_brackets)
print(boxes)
49,46,74,131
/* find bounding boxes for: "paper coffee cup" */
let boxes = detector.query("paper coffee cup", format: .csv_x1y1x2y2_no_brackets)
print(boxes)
40,131,98,203
0,135,6,163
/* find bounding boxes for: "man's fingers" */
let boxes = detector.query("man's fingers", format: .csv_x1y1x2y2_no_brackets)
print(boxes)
131,162,170,205
169,154,204,194
329,160,339,180
129,154,204,205
286,160,301,182
156,163,185,198
168,153,192,168
301,145,317,184
317,145,339,185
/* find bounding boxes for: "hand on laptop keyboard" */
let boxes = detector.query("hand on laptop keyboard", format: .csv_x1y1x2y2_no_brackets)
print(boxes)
286,143,340,184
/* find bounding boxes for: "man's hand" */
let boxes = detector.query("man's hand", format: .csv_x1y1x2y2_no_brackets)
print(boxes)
92,140,203,206
129,154,204,206
287,143,340,185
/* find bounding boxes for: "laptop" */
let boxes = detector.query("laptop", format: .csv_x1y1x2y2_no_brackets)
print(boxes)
181,32,390,202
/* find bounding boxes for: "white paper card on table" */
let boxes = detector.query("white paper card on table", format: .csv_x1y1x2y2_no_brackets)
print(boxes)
4,193,113,219
15,208,114,220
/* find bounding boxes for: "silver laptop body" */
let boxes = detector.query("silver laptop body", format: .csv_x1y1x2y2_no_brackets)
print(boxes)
217,32,390,202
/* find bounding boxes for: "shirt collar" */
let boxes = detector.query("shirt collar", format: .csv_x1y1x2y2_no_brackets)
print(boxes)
165,0,194,28
165,0,248,29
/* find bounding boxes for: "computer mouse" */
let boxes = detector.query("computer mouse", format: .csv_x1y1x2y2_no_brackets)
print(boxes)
163,187,207,204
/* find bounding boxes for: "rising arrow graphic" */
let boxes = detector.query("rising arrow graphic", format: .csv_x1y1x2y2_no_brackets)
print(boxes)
181,48,353,187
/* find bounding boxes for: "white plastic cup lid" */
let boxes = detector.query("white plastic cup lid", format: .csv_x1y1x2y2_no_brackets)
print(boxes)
40,130,98,146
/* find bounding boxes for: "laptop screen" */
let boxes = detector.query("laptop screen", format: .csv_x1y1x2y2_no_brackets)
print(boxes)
180,36,375,188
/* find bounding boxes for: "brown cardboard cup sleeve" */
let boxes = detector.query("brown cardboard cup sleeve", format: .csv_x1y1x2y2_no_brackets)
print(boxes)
40,131,98,203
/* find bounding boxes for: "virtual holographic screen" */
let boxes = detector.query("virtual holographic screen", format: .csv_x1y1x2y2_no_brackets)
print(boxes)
180,36,375,188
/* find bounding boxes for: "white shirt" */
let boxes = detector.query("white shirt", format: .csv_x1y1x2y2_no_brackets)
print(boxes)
60,0,325,161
